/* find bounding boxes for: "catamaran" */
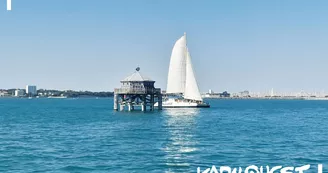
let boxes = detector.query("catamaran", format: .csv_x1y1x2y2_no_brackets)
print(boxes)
156,33,210,108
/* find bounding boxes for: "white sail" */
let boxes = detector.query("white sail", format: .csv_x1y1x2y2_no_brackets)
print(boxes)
184,49,203,101
156,33,210,108
166,34,187,94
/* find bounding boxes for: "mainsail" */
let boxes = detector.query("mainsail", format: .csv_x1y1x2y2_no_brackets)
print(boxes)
184,49,203,101
166,33,187,94
166,33,203,101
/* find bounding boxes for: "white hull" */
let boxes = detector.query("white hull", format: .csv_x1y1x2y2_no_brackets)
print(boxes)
48,96,68,99
155,98,210,108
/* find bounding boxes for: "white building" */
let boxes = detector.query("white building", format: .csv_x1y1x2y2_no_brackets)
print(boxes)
26,85,37,96
15,89,25,97
0,91,9,97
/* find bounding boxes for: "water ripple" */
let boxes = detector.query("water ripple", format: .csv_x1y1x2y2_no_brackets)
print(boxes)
0,99,327,172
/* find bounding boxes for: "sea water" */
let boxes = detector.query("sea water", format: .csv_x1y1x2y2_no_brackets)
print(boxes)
0,98,327,173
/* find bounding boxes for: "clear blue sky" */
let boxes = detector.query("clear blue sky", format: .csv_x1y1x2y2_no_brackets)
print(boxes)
1,0,328,92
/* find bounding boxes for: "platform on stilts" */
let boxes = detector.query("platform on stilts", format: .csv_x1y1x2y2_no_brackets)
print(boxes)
114,67,162,111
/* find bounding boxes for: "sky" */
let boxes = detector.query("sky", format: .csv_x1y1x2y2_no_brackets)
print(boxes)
1,0,328,93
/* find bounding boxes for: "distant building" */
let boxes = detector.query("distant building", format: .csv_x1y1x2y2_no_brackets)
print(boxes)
219,91,231,97
26,85,37,96
15,89,25,97
202,90,231,98
0,90,9,97
239,90,250,97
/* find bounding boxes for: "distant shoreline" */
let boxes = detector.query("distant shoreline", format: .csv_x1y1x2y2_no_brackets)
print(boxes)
2,96,328,101
0,89,114,98
203,97,328,100
0,96,113,99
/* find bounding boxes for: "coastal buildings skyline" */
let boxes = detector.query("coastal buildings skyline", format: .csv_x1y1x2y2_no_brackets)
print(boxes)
1,85,328,99
1,1,328,92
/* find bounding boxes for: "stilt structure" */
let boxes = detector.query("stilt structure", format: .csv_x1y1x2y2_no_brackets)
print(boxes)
114,67,162,111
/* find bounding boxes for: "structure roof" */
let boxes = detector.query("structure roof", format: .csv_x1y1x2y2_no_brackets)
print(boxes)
121,68,154,82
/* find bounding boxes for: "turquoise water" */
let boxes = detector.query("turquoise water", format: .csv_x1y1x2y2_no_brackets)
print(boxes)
0,98,327,173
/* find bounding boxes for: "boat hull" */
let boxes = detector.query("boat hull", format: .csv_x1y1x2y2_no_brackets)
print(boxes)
161,105,210,108
155,99,210,108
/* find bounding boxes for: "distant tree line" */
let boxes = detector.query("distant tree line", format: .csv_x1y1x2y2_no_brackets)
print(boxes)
63,90,114,98
38,89,114,98
0,89,114,98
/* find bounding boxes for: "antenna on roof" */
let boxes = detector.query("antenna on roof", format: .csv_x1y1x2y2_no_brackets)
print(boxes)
136,67,140,71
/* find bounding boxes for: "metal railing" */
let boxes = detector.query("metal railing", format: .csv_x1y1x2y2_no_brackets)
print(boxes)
114,88,161,94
